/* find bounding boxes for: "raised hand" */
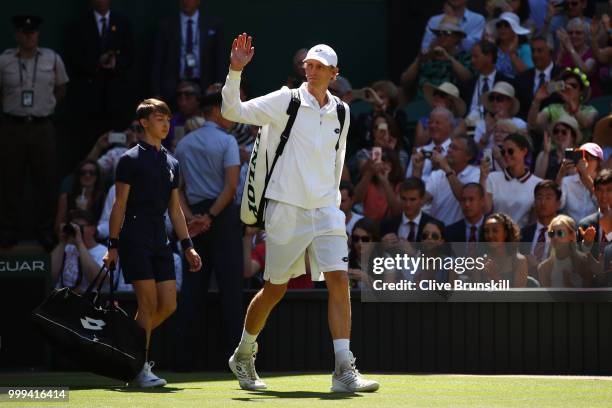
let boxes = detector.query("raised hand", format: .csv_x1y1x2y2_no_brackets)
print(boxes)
230,33,255,71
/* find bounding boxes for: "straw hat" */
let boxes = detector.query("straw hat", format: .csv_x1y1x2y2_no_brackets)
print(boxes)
481,81,520,117
593,114,612,147
551,114,583,145
423,82,467,117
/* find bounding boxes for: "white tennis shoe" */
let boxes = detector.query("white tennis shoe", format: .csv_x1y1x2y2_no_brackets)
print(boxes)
331,352,379,393
229,342,267,390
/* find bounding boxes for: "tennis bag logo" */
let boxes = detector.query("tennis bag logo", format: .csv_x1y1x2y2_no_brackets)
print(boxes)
240,125,270,226
80,316,106,331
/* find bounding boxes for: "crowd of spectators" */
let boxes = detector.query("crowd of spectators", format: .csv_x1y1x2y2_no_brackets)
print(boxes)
2,0,612,301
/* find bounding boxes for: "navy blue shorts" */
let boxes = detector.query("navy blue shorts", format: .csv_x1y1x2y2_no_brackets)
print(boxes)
118,214,176,284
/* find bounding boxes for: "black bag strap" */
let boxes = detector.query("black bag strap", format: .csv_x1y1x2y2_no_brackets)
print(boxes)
84,263,117,305
334,97,346,151
254,89,301,227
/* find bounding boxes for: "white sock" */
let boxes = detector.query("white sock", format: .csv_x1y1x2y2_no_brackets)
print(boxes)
237,328,258,355
333,339,351,365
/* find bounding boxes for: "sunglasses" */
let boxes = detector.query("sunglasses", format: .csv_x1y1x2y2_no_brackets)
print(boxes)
496,21,511,29
423,232,441,240
80,169,96,176
547,229,568,238
433,90,450,98
488,94,509,103
553,127,570,135
352,235,371,243
500,148,515,156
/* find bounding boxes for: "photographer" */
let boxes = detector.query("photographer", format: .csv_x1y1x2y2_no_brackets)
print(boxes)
50,210,108,292
85,120,142,177
534,115,580,180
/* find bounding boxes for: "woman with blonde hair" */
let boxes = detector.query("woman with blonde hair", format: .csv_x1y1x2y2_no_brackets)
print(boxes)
537,214,597,288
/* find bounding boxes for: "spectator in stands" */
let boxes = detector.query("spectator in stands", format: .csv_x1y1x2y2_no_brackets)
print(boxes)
55,159,106,233
340,182,364,236
86,120,142,178
355,81,408,149
593,113,612,167
425,134,481,226
542,0,591,50
420,0,486,53
560,142,602,223
51,209,107,292
380,178,442,242
165,81,202,149
354,148,403,222
538,214,596,287
556,17,601,97
475,81,528,149
534,115,581,180
485,0,533,30
480,212,529,287
489,12,533,79
66,0,135,152
348,217,380,288
286,48,307,88
591,17,612,68
0,15,69,250
461,40,511,122
482,119,520,171
403,20,473,99
530,67,598,139
174,91,243,368
151,0,224,102
415,82,467,147
515,35,563,119
446,183,487,242
578,168,612,259
414,220,450,284
481,133,543,228
407,107,454,183
521,180,562,276
354,112,408,170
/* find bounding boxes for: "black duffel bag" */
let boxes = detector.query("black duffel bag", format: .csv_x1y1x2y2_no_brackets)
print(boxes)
31,265,145,382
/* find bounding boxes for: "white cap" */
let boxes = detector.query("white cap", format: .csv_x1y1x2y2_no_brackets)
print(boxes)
303,44,338,67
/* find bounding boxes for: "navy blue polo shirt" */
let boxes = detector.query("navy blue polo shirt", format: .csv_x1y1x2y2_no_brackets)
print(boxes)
115,140,180,216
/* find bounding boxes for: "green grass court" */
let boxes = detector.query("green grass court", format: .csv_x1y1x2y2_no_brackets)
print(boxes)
2,372,612,408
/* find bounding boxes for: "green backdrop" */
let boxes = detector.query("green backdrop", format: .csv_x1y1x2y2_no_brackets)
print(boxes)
0,0,388,97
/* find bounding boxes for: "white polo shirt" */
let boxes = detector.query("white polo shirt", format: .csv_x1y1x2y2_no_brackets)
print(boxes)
222,69,349,209
405,138,451,184
560,174,598,223
486,170,542,228
426,165,481,225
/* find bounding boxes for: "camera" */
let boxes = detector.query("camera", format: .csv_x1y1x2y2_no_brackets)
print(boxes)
62,223,84,237
564,148,582,165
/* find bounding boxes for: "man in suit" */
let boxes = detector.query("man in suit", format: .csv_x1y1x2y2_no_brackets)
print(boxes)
515,35,562,120
579,169,612,259
66,0,134,154
151,0,225,104
521,180,561,276
445,183,486,243
380,177,441,242
461,40,511,122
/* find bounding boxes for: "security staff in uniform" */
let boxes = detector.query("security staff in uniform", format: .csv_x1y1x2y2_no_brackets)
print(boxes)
0,15,69,249
104,98,201,388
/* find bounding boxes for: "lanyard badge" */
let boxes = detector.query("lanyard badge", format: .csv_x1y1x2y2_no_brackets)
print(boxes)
21,90,34,107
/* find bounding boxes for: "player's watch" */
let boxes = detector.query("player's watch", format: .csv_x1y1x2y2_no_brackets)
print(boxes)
108,238,119,249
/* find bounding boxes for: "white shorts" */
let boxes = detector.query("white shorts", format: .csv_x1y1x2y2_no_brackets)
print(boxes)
264,200,349,284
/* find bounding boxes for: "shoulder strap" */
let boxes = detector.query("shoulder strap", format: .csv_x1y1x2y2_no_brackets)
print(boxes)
334,96,346,151
255,89,301,227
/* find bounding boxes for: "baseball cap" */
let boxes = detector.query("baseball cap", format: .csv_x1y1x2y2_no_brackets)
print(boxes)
580,142,603,161
12,15,42,33
303,44,338,67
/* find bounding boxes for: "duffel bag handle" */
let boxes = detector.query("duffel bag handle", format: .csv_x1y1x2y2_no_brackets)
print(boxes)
84,263,117,306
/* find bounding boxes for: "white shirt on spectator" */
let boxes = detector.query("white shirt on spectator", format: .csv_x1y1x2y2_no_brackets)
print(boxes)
405,138,451,184
222,69,349,209
464,216,484,242
560,174,598,223
426,165,481,226
97,146,128,176
56,243,107,292
486,170,542,228
180,10,201,79
474,117,527,149
94,10,110,36
346,211,364,236
398,211,422,240
469,71,497,119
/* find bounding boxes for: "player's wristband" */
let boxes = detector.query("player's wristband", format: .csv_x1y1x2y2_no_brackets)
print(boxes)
181,238,194,250
108,238,119,249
